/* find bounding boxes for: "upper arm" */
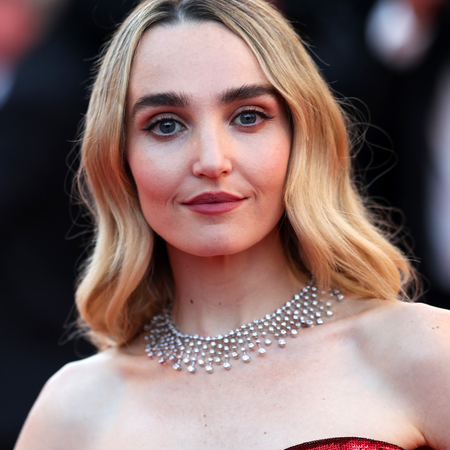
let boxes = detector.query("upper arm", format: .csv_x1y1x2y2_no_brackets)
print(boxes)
14,363,92,450
396,304,450,450
14,354,125,450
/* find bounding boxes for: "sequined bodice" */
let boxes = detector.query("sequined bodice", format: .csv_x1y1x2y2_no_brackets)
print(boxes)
284,437,405,450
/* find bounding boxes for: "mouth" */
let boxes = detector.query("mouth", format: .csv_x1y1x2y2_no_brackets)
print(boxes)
183,191,246,215
184,191,244,205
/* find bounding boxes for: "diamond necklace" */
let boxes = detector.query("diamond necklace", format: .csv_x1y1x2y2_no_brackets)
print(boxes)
144,282,343,374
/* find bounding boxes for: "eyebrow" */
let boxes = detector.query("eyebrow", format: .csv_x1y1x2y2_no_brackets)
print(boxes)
220,84,278,104
131,92,189,118
130,84,278,119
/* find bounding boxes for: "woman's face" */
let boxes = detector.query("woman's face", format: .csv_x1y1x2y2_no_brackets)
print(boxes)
126,22,291,257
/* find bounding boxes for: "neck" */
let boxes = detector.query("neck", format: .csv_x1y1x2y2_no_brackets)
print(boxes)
167,227,307,337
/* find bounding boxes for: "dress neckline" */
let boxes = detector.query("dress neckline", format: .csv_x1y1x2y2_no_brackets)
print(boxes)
284,436,405,450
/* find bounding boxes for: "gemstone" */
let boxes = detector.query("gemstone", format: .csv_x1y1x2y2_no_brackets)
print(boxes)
206,365,214,373
173,364,181,371
187,365,196,373
265,338,272,345
214,357,222,365
223,361,231,370
258,348,266,355
183,357,190,364
242,354,250,363
248,343,255,350
290,329,298,337
232,352,239,359
198,359,205,366
278,339,286,348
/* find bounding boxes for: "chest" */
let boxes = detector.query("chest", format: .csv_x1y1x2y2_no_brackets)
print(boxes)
94,336,421,450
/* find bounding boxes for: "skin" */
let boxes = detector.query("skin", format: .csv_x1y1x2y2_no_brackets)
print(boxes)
15,22,450,450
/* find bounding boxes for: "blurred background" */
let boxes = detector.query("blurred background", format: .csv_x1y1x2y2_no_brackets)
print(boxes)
1,0,449,447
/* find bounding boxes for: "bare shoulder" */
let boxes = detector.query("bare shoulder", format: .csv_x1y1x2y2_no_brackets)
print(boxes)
355,300,450,449
14,350,127,450
360,300,450,358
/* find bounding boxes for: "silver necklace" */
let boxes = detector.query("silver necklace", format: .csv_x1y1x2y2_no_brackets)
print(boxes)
144,283,343,374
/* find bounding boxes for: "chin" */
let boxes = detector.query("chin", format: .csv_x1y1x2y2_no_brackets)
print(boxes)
169,233,257,258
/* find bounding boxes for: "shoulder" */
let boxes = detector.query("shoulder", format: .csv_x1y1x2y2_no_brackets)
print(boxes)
358,300,450,362
15,350,127,450
355,300,450,449
354,300,450,377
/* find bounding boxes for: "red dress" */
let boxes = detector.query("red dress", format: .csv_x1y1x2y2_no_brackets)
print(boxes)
284,437,408,450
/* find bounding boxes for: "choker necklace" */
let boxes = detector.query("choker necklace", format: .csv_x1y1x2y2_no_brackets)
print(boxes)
144,283,343,374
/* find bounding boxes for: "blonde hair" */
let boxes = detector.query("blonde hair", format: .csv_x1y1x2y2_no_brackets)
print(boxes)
76,0,415,349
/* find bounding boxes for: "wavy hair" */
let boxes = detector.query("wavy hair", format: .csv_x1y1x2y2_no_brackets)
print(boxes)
76,0,416,349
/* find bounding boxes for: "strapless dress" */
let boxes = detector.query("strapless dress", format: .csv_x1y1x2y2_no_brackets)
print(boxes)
284,437,408,450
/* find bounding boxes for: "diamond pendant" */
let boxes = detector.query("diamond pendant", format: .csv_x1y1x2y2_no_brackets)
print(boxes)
144,283,342,374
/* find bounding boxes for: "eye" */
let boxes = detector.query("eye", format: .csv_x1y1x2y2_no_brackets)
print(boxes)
144,117,186,136
237,112,258,125
232,109,273,128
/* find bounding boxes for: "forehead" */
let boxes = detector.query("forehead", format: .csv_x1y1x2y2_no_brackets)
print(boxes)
128,21,270,103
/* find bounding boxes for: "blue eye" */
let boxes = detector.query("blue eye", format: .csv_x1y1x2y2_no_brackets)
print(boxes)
144,118,185,136
159,120,177,134
233,110,273,128
238,112,257,125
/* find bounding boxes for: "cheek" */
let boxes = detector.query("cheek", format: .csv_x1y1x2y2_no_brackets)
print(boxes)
127,151,180,222
247,132,291,199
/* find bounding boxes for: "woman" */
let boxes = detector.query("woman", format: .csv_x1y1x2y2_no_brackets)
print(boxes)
15,0,450,449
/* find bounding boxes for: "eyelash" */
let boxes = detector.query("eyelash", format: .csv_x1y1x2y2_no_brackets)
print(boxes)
232,107,274,128
142,108,275,137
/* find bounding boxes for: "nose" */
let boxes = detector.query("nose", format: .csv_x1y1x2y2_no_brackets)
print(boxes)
191,126,233,178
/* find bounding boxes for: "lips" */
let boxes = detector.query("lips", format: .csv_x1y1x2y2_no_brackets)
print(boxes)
183,191,245,215
185,192,243,204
